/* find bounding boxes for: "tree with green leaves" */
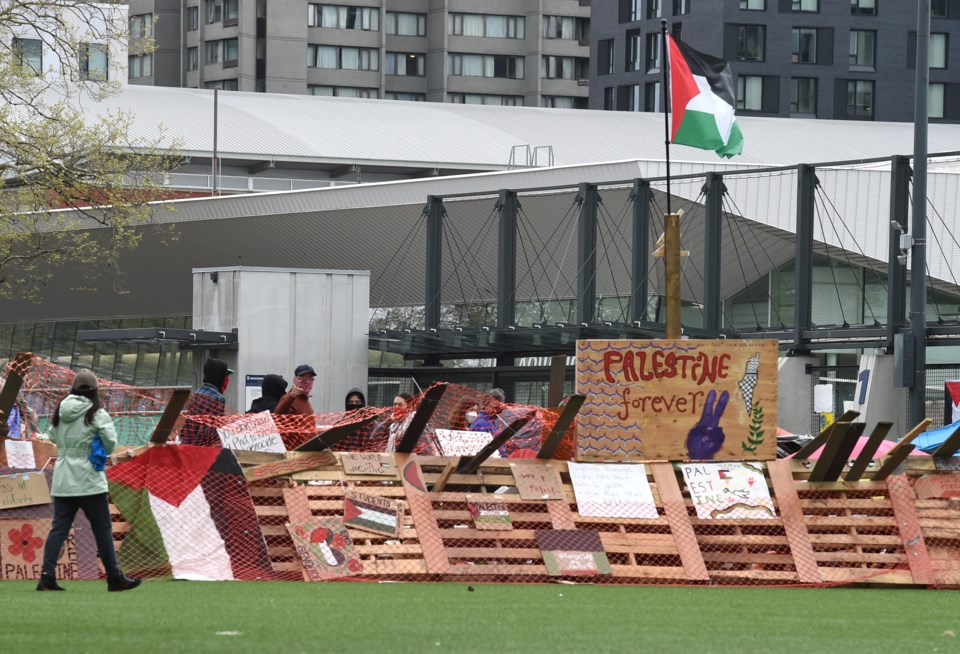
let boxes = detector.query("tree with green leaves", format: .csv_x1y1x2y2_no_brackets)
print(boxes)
0,1,179,300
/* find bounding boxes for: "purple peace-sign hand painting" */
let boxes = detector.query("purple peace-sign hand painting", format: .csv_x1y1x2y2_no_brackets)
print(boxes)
686,389,730,459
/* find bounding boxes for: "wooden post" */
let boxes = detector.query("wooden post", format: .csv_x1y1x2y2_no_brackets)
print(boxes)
664,213,682,339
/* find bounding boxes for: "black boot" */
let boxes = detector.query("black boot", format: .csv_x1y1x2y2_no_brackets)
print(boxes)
36,574,65,591
107,573,142,592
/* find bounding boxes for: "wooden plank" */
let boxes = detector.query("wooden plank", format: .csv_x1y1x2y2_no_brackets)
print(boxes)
547,355,567,409
294,415,378,452
430,461,456,493
281,486,313,581
931,424,960,458
792,410,861,459
395,453,449,574
844,421,893,482
649,462,709,581
0,352,31,437
807,422,861,482
885,474,934,585
149,388,192,443
870,419,933,481
767,459,822,583
456,412,534,474
395,383,447,453
244,451,337,482
546,500,577,530
537,394,585,460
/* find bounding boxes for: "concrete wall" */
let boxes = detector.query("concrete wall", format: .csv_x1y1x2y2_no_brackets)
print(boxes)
192,267,369,414
777,354,817,435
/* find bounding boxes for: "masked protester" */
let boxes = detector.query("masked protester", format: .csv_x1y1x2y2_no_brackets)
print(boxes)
248,374,288,413
276,364,316,416
180,358,232,447
37,369,141,592
344,388,366,412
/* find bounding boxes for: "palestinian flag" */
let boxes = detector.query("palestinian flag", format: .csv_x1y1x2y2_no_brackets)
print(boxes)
342,490,400,537
108,445,274,581
667,34,744,159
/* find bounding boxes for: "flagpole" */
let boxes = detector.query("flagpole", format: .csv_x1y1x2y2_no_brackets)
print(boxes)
660,19,671,215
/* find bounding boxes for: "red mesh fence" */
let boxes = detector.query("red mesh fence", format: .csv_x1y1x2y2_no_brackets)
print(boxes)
1,354,958,588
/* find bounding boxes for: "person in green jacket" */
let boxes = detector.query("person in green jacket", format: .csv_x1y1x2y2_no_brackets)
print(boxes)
36,369,141,592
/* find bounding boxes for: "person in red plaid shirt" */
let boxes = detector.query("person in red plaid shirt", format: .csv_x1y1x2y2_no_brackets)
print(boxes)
180,358,233,447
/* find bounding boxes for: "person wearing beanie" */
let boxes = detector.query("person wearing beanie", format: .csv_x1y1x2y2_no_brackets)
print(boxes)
248,374,288,413
36,369,141,592
180,358,232,447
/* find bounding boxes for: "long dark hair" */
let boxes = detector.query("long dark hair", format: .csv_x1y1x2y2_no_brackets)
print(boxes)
51,389,101,427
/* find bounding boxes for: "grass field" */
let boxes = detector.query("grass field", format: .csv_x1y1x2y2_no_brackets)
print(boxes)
3,581,958,653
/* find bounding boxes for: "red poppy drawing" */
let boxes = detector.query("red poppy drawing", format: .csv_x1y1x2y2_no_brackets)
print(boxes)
347,558,362,573
7,523,44,563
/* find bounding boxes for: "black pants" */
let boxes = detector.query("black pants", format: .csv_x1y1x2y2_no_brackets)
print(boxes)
42,493,120,579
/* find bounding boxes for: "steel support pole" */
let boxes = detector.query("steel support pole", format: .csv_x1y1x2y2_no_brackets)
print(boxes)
631,180,651,323
497,190,518,329
886,155,911,350
576,183,598,325
425,196,443,331
703,173,725,334
793,164,816,353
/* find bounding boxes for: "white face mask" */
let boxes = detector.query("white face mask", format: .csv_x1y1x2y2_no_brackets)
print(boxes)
465,411,478,423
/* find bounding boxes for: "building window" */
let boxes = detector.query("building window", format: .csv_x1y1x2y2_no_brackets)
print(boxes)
308,85,378,98
449,13,524,39
929,83,944,118
792,0,818,11
543,16,587,40
850,0,876,15
737,25,765,61
448,53,524,79
308,45,379,70
932,0,947,17
187,7,199,31
79,43,108,80
620,0,640,22
673,0,691,15
541,56,587,80
205,0,222,24
385,92,426,101
385,12,425,36
128,53,153,78
604,86,616,110
598,38,614,75
646,33,661,70
224,0,239,25
736,75,763,110
385,52,425,76
308,5,380,30
647,0,661,19
930,33,948,69
625,30,641,72
130,13,154,38
617,84,641,111
792,28,817,63
849,30,875,68
448,93,523,106
740,0,765,10
206,38,239,65
187,47,198,71
846,79,874,119
541,96,587,109
644,81,661,112
205,79,238,90
13,37,43,75
790,77,817,113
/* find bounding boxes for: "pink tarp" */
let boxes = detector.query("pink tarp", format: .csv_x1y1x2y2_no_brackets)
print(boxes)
788,436,930,460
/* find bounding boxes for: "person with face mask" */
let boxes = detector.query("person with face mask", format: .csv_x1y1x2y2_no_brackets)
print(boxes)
180,358,232,447
275,364,316,416
335,387,371,452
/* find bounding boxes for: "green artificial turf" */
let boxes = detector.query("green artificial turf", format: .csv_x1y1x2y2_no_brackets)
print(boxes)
3,581,958,653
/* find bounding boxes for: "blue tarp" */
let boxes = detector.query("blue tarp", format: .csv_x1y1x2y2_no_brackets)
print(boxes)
913,420,960,454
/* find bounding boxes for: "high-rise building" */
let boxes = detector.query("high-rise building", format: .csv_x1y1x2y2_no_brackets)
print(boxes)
127,0,591,108
589,0,960,122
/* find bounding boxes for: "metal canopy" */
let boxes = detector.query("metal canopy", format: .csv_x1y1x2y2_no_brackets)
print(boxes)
76,328,239,349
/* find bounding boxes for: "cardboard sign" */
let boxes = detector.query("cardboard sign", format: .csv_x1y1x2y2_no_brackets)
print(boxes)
4,440,36,469
286,517,362,581
0,519,77,580
217,412,286,454
466,495,513,530
343,490,400,537
567,462,658,519
341,452,396,476
434,429,500,458
0,472,52,510
512,462,565,501
915,474,960,499
680,462,776,520
536,529,611,576
576,339,778,461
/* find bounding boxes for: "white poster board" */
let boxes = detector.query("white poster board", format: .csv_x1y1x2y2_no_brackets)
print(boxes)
4,439,36,469
680,462,776,520
813,384,834,414
216,411,286,453
567,462,658,519
434,429,498,458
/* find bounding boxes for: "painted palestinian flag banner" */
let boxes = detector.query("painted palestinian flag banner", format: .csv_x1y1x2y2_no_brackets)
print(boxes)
108,445,274,581
343,490,400,537
667,34,744,159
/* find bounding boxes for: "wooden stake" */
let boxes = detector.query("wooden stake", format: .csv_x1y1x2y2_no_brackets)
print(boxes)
664,213,682,339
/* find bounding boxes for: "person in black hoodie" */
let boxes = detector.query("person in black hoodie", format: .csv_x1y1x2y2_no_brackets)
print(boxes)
249,374,288,413
344,388,366,411
336,387,370,451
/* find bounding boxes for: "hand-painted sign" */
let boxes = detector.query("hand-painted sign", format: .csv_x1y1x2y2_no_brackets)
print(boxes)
217,411,286,453
466,495,513,530
512,462,565,501
536,529,611,576
0,472,51,510
1,519,76,580
680,462,776,520
434,429,497,457
286,517,362,580
4,440,36,469
567,462,658,519
576,339,777,461
341,452,396,476
343,490,400,537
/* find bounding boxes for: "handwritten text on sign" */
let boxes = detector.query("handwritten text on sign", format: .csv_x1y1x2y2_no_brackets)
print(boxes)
0,472,51,509
340,452,396,476
513,462,565,501
567,462,658,519
576,339,778,461
680,462,776,520
217,411,286,453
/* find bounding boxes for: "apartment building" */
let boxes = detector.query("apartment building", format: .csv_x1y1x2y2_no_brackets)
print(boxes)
126,0,591,108
590,0,960,122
